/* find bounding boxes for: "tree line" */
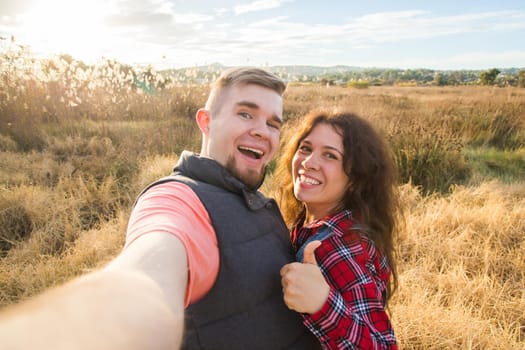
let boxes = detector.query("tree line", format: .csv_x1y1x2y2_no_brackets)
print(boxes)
308,68,525,88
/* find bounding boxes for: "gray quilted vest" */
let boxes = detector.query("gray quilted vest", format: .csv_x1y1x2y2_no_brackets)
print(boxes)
139,151,320,350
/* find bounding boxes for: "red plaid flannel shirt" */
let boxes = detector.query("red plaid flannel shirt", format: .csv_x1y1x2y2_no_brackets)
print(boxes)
291,210,397,349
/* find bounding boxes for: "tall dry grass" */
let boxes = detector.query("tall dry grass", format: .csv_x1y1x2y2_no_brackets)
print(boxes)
1,46,524,348
283,84,524,193
391,181,524,348
0,154,176,305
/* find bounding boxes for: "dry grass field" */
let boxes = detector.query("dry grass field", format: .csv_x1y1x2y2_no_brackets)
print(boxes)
0,51,524,348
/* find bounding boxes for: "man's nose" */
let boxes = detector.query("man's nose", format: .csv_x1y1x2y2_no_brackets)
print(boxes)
250,118,270,139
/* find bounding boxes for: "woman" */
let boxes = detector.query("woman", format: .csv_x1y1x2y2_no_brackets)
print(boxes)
276,109,400,349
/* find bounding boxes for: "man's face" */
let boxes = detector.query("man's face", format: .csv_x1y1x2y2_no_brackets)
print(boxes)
204,84,283,189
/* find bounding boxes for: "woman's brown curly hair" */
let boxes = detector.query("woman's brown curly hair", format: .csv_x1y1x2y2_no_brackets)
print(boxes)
274,109,402,301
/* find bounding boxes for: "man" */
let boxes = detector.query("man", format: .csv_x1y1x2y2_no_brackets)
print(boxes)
0,67,320,350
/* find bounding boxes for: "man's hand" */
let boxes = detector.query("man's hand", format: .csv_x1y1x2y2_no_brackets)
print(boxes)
280,241,330,314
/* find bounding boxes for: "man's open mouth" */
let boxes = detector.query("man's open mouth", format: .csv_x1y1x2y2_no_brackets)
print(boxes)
238,146,264,160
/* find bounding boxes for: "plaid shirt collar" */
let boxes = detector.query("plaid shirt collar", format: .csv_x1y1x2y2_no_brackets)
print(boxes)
302,209,353,237
292,209,354,250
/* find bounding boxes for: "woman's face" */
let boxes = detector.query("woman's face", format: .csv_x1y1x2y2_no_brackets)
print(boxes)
292,123,351,220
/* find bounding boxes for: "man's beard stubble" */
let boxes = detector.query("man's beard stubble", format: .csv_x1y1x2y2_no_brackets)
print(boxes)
225,156,267,191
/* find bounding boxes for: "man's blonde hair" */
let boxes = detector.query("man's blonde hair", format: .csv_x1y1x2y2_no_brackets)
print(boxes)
205,67,286,116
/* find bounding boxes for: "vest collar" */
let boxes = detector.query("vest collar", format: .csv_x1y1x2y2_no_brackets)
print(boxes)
173,151,271,211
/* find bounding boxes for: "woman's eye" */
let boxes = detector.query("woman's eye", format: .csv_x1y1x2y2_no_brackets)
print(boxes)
239,112,252,119
298,145,311,153
325,153,337,160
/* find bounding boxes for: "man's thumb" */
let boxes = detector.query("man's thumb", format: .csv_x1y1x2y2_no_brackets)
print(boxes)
303,240,321,265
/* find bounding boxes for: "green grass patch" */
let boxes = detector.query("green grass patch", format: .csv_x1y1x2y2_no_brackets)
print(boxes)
465,147,525,183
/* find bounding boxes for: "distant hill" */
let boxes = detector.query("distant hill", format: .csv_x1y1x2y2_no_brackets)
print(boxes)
160,63,524,87
165,63,522,75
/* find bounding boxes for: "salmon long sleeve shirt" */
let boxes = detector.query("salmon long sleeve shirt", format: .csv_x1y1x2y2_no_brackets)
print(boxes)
125,181,219,306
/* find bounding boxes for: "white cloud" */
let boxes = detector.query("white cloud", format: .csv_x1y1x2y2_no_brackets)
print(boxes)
358,50,525,70
346,10,525,44
214,7,229,17
102,1,213,46
172,13,213,24
234,0,292,15
158,8,523,67
215,8,525,60
0,0,35,16
440,50,525,70
1,1,523,69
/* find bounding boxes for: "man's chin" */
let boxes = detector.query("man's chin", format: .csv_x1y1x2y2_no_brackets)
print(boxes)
226,157,267,190
239,170,266,190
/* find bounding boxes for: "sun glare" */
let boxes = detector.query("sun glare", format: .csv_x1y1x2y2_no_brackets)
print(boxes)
19,0,111,62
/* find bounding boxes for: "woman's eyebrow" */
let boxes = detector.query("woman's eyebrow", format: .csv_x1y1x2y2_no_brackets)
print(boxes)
301,139,343,155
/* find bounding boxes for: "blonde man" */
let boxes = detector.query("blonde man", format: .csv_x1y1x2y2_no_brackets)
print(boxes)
0,68,320,350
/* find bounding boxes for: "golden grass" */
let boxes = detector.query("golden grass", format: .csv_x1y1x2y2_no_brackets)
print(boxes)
0,214,126,305
391,181,525,348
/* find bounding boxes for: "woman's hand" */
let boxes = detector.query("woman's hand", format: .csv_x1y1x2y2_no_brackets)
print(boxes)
280,241,330,314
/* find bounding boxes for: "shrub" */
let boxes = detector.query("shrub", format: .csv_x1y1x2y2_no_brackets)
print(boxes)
0,134,17,152
347,80,369,89
460,112,524,150
0,194,33,255
389,124,471,194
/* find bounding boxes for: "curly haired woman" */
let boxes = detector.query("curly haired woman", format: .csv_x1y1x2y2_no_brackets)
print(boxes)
277,109,401,349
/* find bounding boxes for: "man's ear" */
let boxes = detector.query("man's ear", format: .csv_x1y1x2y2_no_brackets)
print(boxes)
196,108,211,135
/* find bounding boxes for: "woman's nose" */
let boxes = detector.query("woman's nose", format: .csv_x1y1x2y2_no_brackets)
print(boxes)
302,153,319,170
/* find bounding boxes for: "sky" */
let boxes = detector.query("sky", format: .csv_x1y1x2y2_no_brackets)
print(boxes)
1,0,524,70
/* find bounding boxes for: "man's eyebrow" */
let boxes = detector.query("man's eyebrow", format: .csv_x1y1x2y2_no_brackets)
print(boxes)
236,100,283,123
271,115,283,125
236,101,259,109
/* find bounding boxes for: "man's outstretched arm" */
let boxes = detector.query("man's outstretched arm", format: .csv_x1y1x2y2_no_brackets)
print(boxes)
0,233,188,350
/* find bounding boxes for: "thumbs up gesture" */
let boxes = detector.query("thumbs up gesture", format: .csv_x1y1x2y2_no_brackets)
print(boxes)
280,241,330,314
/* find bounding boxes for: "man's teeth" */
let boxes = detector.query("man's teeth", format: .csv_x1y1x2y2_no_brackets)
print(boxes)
301,175,320,185
239,146,264,159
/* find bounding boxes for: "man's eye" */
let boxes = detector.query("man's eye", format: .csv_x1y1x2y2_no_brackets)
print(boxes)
239,112,252,119
268,122,281,130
